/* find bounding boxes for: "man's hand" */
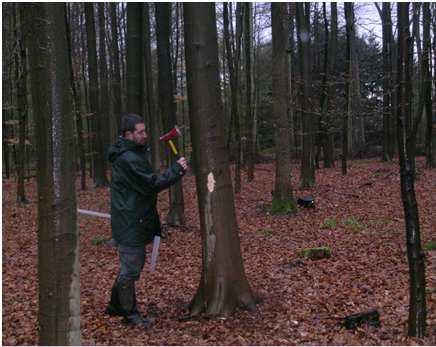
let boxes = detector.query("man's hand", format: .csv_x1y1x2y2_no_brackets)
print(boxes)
177,157,189,171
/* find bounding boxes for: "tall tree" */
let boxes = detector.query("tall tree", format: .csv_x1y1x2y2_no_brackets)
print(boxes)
243,3,255,182
296,3,316,187
25,3,80,344
183,2,257,316
65,5,86,190
110,3,122,132
155,2,185,226
85,3,108,186
223,3,242,193
376,3,395,162
126,3,144,113
97,3,111,157
15,4,28,203
144,3,161,170
422,3,434,168
397,2,427,337
271,2,296,214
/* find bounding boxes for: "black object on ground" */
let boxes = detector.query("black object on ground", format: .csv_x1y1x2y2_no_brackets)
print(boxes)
297,196,315,208
344,309,380,330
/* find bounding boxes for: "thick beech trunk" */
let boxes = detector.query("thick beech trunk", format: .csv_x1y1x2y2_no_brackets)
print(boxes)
183,3,256,316
26,3,80,344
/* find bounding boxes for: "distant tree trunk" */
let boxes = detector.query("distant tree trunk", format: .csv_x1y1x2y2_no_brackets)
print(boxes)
110,3,122,132
433,3,436,167
288,3,296,157
126,3,144,114
65,7,86,190
271,3,296,213
223,3,241,193
296,3,315,187
244,3,255,182
423,3,434,168
85,3,108,186
144,3,160,170
183,2,257,316
98,3,111,158
26,3,80,344
15,4,28,203
377,3,395,162
343,3,353,175
155,2,185,226
397,3,427,338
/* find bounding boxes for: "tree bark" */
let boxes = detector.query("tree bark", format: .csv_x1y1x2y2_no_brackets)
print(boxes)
65,5,86,190
144,3,161,170
15,4,28,203
126,3,144,114
85,3,108,186
110,3,122,132
156,2,185,226
422,3,434,168
271,3,296,213
26,3,80,344
223,3,242,193
296,3,315,187
397,3,427,338
183,2,257,316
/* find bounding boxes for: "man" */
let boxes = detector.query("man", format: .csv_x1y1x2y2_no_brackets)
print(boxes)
105,113,188,328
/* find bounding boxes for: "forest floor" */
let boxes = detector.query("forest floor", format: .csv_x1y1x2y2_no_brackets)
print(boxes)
2,158,436,346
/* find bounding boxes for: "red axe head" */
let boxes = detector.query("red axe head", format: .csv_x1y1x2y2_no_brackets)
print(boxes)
159,126,181,141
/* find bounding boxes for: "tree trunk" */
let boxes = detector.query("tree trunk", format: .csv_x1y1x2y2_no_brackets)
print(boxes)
397,3,427,338
271,3,296,214
183,2,257,316
85,3,108,186
223,3,241,193
244,3,255,182
65,6,86,190
110,3,122,132
126,3,144,114
15,4,28,203
422,3,434,168
343,3,353,175
26,3,80,344
97,3,111,159
144,3,161,170
296,3,315,187
155,2,185,226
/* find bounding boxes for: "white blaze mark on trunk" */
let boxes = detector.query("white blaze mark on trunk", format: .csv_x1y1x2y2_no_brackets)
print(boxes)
207,172,216,192
205,173,216,265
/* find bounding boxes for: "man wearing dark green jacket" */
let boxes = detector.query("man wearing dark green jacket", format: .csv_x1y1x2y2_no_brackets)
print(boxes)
105,113,188,328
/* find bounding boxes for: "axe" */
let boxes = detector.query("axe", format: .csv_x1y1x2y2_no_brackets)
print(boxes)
159,126,182,158
77,208,161,272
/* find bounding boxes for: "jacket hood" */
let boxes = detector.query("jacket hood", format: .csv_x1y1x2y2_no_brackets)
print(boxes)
108,137,148,163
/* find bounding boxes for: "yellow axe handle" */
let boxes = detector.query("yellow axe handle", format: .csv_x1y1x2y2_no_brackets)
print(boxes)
168,139,178,156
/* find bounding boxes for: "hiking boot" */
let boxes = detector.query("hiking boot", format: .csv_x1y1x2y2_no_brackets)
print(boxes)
124,313,152,329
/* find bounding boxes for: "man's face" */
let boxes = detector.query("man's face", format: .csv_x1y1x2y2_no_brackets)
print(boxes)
126,123,148,145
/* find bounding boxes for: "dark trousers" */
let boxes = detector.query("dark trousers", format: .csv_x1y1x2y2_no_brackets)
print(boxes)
116,244,146,284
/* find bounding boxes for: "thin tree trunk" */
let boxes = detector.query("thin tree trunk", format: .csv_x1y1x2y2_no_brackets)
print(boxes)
26,3,80,344
183,3,256,316
343,3,353,175
110,3,122,132
396,3,427,337
296,2,315,187
65,6,86,190
155,2,185,226
144,3,161,170
85,3,108,187
15,4,28,203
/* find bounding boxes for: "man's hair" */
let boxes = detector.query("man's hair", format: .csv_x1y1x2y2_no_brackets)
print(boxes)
120,113,144,136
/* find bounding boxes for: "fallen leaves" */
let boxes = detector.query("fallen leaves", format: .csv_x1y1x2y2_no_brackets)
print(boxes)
2,158,436,345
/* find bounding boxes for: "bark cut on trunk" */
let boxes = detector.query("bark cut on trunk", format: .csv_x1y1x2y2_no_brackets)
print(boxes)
26,3,80,344
183,3,257,316
397,3,427,338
